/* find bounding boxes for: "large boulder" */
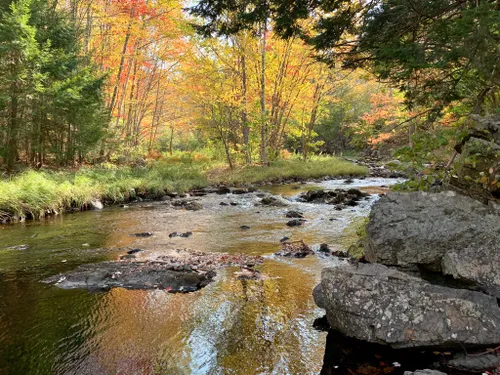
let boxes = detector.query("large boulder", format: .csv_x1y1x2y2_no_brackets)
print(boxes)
365,191,500,296
313,263,500,349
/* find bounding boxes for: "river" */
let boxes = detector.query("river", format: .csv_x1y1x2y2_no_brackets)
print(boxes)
0,178,401,375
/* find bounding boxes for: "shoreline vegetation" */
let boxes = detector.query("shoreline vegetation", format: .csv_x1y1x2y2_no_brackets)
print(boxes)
0,156,368,223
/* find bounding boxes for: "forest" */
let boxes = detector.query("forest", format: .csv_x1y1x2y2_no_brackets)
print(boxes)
0,0,498,219
1,2,500,374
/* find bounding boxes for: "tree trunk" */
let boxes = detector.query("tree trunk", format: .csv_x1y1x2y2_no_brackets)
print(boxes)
260,19,268,164
6,72,19,170
241,53,251,165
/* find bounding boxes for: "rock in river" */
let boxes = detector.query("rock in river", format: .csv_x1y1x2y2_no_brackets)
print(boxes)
366,191,500,297
313,263,500,349
286,219,305,227
298,188,369,207
43,261,214,292
172,200,203,211
276,240,313,258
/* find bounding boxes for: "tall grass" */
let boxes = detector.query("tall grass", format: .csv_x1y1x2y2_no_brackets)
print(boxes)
0,156,367,222
209,156,368,185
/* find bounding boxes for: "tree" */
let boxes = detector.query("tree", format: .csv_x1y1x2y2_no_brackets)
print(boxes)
0,0,39,169
0,0,107,168
190,0,500,119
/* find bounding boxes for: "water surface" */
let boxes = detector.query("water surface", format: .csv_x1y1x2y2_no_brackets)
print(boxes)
0,179,394,375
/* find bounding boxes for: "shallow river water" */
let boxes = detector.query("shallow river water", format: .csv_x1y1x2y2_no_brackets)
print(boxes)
0,178,400,375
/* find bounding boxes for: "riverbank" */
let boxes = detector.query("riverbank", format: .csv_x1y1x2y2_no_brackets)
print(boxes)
0,157,368,222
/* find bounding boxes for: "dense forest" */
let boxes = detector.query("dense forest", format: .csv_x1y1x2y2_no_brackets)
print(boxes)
0,0,498,218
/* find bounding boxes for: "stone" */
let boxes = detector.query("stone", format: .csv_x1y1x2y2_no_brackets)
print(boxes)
131,232,153,237
172,200,203,211
89,200,104,210
240,225,251,230
285,210,304,218
318,243,331,253
169,232,193,238
366,191,500,296
127,249,144,255
260,196,288,207
298,188,369,207
43,261,214,292
403,370,447,375
275,241,313,258
313,263,500,349
286,219,305,227
6,244,29,251
446,353,500,373
217,186,231,195
231,188,248,195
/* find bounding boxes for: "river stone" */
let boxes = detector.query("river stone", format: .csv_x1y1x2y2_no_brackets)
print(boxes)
313,263,500,349
403,371,447,375
43,261,214,292
89,200,104,210
365,191,500,296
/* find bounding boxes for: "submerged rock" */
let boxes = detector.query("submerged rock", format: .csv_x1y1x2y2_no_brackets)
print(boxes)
314,263,500,349
172,200,203,211
45,249,264,292
131,232,154,237
366,191,500,296
43,261,214,292
5,244,29,251
275,240,313,258
286,219,306,227
231,188,248,195
169,232,193,238
285,210,304,219
260,196,288,207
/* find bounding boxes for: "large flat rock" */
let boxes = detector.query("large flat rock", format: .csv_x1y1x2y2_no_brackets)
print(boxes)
313,263,500,349
365,191,500,296
43,261,214,292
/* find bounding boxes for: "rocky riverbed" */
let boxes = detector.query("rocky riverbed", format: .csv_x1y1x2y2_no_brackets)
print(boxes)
1,177,403,375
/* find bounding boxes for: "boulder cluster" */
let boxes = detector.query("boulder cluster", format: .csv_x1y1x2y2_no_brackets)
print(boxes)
314,191,500,373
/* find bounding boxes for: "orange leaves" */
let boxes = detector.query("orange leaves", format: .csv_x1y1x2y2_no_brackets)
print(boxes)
360,91,403,126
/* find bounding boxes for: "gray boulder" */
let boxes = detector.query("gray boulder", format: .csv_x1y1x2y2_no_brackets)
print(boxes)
403,371,447,375
313,263,500,349
365,191,500,296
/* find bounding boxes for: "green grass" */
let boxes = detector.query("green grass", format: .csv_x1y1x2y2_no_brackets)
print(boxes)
209,157,368,185
0,156,368,222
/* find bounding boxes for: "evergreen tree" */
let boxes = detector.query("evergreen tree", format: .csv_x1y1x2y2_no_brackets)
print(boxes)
0,0,106,169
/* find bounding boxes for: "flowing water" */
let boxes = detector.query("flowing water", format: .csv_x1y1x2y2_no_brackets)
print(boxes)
0,178,401,375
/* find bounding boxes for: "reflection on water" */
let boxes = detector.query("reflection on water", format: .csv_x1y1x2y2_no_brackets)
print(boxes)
0,179,395,375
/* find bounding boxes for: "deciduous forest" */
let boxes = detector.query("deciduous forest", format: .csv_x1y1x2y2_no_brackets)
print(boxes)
0,0,498,216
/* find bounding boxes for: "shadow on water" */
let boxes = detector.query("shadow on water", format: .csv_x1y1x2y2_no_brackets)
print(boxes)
0,178,400,375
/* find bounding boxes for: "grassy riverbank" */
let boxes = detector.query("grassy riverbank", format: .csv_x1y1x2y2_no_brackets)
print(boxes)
0,156,368,222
